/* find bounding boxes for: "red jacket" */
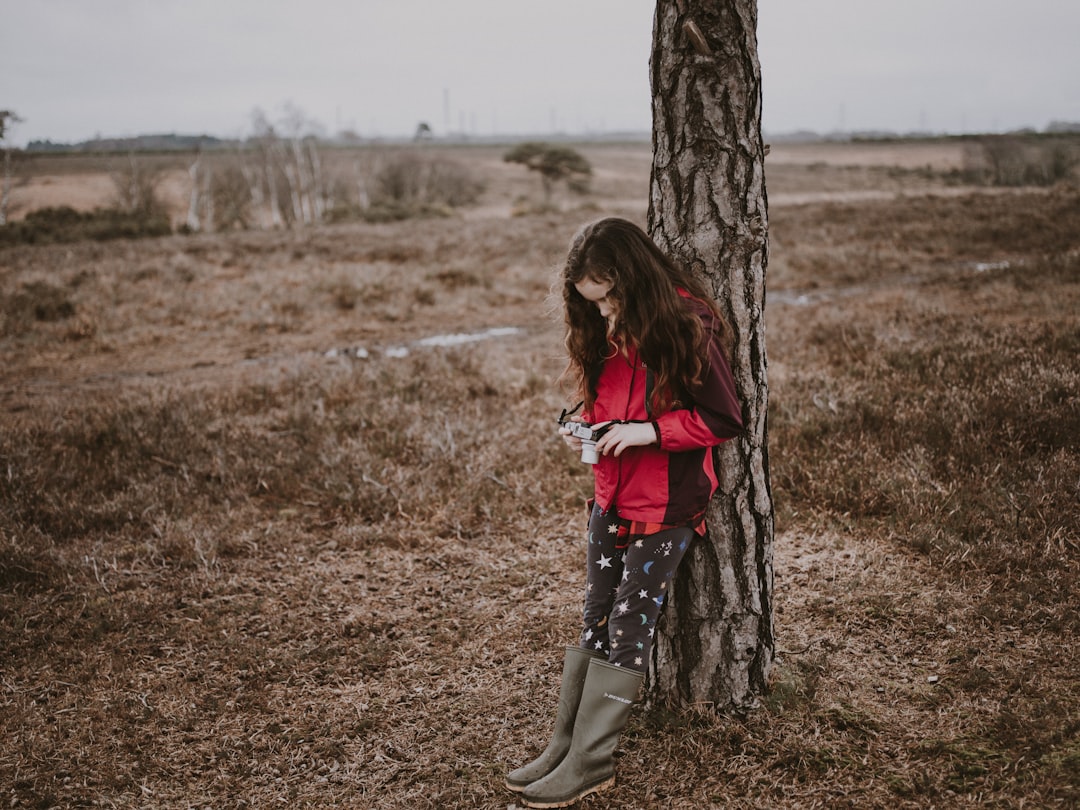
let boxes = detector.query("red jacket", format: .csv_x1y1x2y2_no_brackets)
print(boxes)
584,294,743,525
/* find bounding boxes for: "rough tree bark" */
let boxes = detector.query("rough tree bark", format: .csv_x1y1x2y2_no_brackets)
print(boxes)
648,0,774,712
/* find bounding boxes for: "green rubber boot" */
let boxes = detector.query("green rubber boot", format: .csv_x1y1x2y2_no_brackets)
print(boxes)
520,659,643,808
506,647,606,792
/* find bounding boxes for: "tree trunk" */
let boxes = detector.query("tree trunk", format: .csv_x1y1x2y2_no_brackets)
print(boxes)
0,148,12,226
240,161,267,230
187,153,202,232
647,0,774,713
307,139,326,222
289,137,313,224
264,143,284,228
202,164,214,232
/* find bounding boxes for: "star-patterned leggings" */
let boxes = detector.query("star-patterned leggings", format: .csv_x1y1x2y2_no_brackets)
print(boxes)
579,503,695,672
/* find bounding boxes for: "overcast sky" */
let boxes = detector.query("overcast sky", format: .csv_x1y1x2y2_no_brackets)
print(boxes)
2,0,1078,146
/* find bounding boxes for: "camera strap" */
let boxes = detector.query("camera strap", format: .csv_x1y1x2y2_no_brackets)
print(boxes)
559,401,586,424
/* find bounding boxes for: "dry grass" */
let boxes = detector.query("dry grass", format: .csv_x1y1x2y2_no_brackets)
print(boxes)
2,141,1078,808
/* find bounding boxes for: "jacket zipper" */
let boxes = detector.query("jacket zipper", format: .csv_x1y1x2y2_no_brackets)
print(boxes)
611,350,640,509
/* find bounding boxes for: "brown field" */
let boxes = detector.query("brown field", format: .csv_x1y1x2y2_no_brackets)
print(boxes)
2,139,1078,808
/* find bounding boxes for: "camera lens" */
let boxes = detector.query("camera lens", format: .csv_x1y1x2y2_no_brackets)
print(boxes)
580,440,599,465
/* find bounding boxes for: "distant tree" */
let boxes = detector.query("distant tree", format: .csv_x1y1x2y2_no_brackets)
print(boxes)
280,103,327,224
236,106,328,228
503,142,592,203
248,110,285,227
1,109,25,225
414,122,433,142
0,110,18,140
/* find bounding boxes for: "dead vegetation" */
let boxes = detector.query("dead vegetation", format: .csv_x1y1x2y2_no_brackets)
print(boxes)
1,141,1078,808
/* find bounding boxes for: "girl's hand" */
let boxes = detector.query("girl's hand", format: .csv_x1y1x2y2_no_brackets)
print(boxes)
595,422,657,457
559,419,584,452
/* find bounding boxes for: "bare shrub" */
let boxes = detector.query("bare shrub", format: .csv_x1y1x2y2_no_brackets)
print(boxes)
109,153,168,218
962,135,1080,186
325,151,484,223
184,152,254,233
1,281,75,335
365,152,485,219
0,205,171,245
209,164,253,230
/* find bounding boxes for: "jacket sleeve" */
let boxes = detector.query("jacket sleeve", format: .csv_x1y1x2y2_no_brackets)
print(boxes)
654,322,744,452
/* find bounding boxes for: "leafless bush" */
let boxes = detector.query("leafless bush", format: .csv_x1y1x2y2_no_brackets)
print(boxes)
1,281,75,336
962,135,1080,186
185,153,254,232
109,153,168,218
323,151,485,223
370,152,485,212
208,164,253,230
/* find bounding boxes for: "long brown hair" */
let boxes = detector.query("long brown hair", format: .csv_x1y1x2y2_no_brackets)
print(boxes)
560,217,733,414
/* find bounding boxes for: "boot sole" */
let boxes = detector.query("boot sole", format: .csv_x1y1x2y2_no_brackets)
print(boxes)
519,775,615,808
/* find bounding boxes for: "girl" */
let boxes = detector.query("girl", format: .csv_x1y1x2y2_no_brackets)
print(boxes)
507,218,744,807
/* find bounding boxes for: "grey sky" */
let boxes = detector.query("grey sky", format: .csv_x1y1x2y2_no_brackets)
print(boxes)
2,0,1077,146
